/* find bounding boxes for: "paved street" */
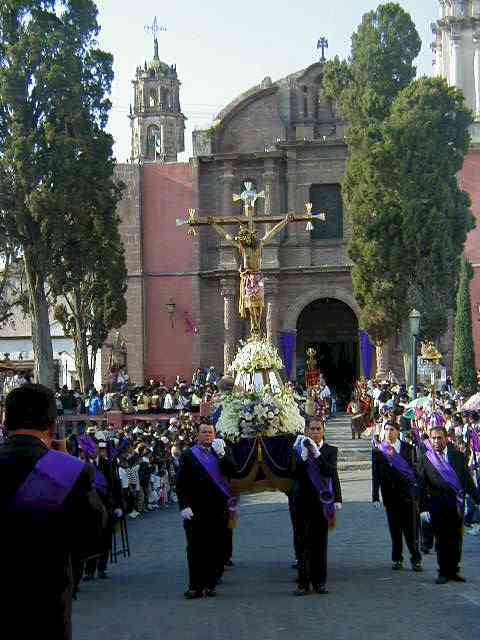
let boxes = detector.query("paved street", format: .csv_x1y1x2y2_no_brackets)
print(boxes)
74,468,480,640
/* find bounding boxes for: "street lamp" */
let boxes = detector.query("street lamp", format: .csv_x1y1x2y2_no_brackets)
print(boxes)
409,309,421,399
165,300,176,328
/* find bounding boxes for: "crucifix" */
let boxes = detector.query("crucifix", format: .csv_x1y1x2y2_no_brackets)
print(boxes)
176,181,326,337
317,37,329,61
145,16,166,58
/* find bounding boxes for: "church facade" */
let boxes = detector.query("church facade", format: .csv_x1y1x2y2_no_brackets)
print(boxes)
113,43,390,399
112,1,480,392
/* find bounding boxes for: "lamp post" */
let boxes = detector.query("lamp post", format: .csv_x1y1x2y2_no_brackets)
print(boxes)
409,309,421,400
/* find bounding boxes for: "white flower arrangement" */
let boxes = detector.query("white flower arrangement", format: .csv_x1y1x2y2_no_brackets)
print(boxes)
215,386,304,441
231,338,283,374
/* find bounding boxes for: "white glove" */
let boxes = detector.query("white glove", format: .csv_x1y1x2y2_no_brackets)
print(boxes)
334,502,342,511
303,436,320,459
420,511,431,524
293,434,303,449
211,438,226,458
373,501,382,510
114,508,123,518
181,507,194,521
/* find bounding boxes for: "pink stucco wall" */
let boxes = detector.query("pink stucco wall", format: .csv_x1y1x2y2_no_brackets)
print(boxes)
142,163,197,384
462,148,480,367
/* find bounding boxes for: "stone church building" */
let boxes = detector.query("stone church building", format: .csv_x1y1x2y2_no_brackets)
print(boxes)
112,1,480,397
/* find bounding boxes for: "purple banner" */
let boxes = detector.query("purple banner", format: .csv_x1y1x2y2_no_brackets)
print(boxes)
280,331,296,380
360,330,374,378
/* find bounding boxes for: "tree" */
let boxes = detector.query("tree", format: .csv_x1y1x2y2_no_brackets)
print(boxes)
453,259,477,394
0,1,116,387
323,3,473,353
52,235,127,393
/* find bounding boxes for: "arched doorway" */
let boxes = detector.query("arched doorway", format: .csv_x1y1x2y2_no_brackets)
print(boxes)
296,298,359,407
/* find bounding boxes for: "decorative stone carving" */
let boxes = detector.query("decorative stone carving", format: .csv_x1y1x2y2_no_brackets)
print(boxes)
192,129,213,157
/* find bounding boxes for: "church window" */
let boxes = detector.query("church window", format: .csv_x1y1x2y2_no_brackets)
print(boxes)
309,183,343,240
303,86,309,118
147,125,160,159
149,88,157,108
160,87,171,110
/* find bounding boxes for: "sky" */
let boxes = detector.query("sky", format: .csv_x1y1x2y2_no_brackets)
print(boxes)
94,0,439,163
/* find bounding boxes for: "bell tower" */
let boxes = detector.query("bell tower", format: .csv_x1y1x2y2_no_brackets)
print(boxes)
432,1,480,141
129,22,186,163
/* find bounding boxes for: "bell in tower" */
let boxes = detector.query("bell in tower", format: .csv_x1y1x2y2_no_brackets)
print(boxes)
129,19,186,163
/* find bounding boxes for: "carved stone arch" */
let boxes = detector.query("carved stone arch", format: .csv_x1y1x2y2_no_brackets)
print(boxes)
281,286,360,333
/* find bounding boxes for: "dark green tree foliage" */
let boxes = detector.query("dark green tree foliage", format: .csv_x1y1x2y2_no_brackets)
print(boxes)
323,3,473,343
0,1,124,387
453,259,477,394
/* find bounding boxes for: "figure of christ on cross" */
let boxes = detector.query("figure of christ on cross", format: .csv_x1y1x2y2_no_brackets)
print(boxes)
176,182,326,337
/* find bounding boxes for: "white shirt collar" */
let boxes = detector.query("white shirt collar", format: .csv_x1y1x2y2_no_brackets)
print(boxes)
317,439,324,449
393,440,401,454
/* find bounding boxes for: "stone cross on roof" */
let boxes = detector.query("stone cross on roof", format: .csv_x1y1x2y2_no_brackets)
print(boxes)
145,17,166,60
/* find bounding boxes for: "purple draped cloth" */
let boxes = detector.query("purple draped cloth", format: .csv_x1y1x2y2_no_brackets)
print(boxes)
191,445,237,514
359,330,374,378
78,434,97,457
295,443,335,527
10,450,85,514
94,468,108,495
279,331,296,380
424,441,464,515
378,441,415,484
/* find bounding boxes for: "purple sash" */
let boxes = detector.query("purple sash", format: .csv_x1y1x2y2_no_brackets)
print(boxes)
191,445,236,514
378,441,415,484
10,450,85,514
296,443,335,526
78,434,97,457
424,441,464,514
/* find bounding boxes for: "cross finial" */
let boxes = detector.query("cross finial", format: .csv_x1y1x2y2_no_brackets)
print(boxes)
317,37,329,61
145,17,166,60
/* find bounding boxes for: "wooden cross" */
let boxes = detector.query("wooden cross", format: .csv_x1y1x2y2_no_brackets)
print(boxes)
176,182,326,237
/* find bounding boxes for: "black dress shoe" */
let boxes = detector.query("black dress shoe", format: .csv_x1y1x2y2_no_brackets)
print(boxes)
435,575,449,585
83,574,94,582
420,547,430,555
184,589,203,599
98,571,108,579
291,561,299,569
293,586,310,596
449,574,466,583
205,589,217,597
314,585,329,595
392,561,403,571
225,559,234,567
411,563,423,572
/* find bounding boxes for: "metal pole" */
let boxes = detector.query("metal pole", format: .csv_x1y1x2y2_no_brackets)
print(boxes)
411,334,417,399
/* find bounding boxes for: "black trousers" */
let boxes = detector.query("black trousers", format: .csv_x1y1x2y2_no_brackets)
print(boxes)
223,526,233,564
184,512,227,590
294,500,328,588
288,493,300,561
385,500,421,564
85,521,112,575
430,510,463,578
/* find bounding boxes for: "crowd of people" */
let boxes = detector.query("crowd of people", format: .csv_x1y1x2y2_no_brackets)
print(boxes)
2,366,480,637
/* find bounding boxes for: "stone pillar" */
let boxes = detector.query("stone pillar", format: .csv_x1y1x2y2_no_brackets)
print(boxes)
262,159,280,268
375,342,390,380
450,33,462,88
221,278,236,373
264,278,279,347
286,151,299,242
474,33,480,119
219,161,236,270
